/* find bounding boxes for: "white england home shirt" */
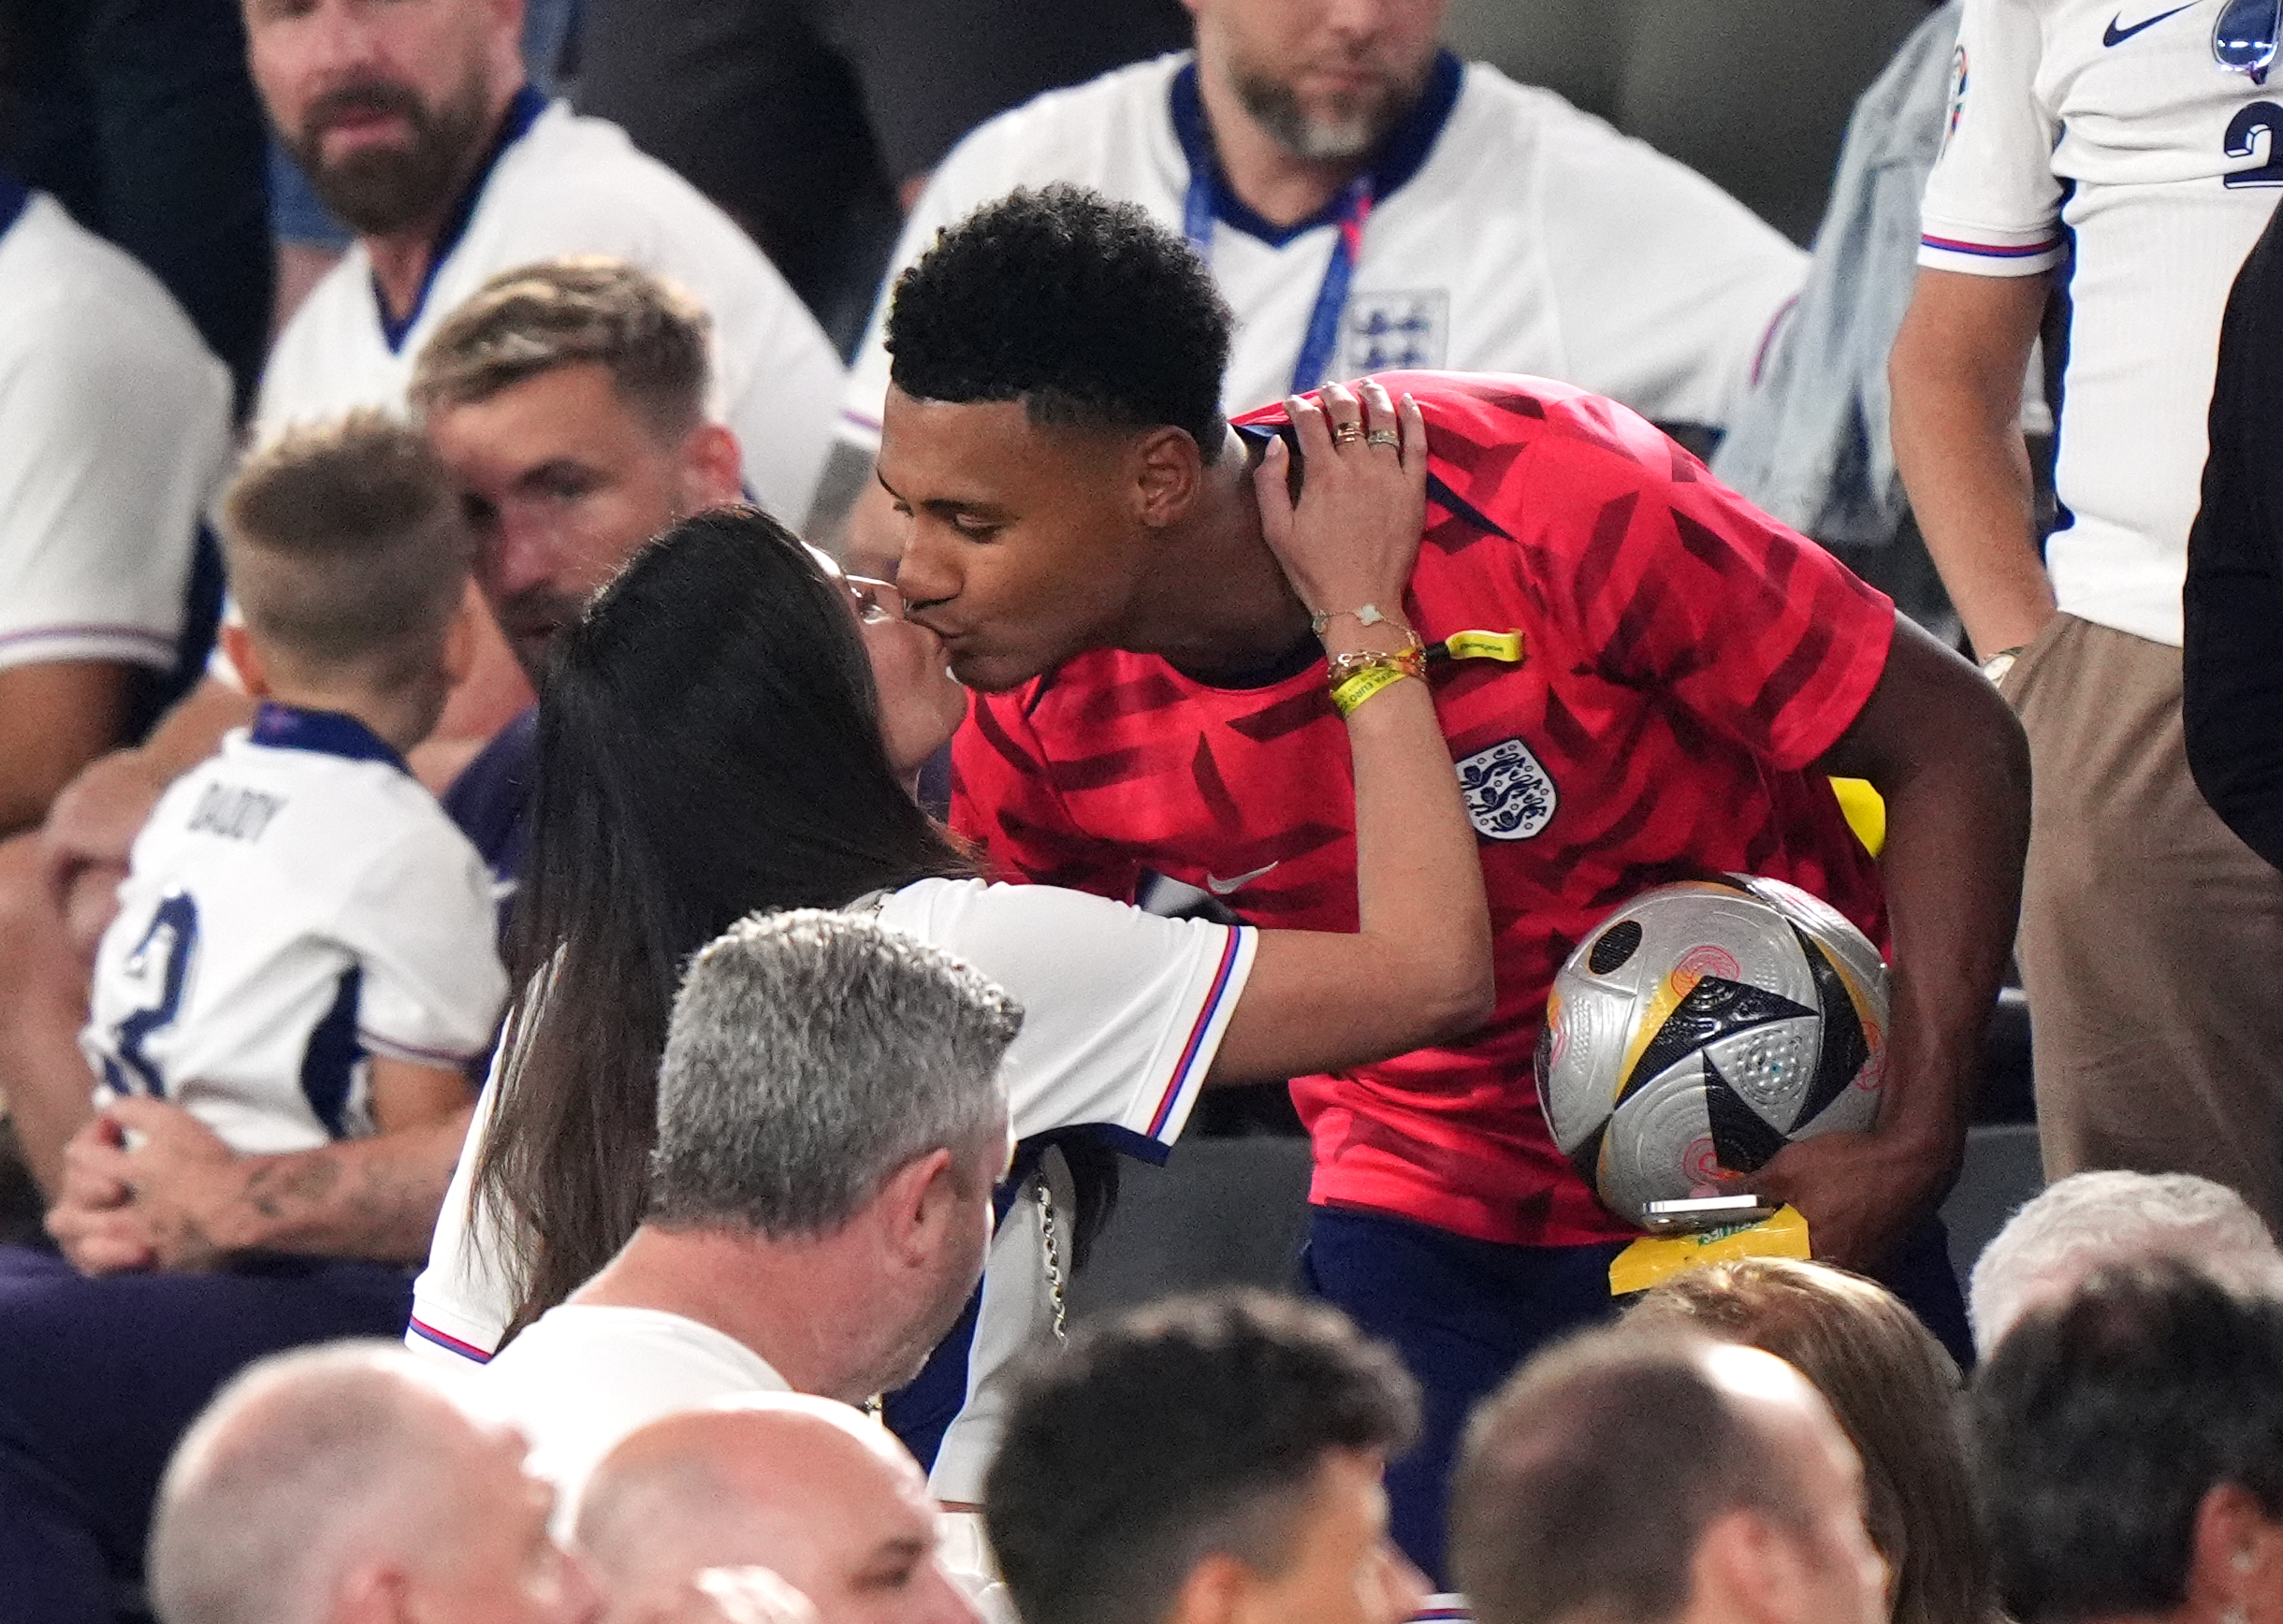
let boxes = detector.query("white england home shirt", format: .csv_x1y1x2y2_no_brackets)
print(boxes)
0,185,230,676
840,51,1804,445
1919,0,2283,646
257,90,845,523
409,875,1256,1504
81,705,508,1154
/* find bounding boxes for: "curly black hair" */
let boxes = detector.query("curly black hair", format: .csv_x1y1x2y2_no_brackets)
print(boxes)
983,1288,1419,1624
885,183,1235,459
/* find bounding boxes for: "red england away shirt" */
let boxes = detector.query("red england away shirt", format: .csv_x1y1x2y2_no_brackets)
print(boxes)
951,372,1894,1247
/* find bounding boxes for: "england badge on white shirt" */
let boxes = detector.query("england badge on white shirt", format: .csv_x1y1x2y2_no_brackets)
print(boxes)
1343,289,1449,373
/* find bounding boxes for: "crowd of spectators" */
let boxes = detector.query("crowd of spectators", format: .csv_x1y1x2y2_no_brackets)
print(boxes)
4,0,2282,1621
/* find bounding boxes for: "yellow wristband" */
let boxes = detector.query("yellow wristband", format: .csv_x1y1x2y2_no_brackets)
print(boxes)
1438,629,1525,663
1331,664,1413,718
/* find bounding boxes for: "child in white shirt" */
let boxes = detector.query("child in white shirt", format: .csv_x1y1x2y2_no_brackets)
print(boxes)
82,413,507,1155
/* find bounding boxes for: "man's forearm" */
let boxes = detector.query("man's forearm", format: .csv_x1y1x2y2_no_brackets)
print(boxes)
1815,620,2033,1193
1898,421,2050,663
1890,269,2055,661
0,660,134,838
1865,690,2031,1183
220,1108,471,1263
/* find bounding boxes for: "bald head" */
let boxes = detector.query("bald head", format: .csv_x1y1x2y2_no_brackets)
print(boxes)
1454,1331,1883,1624
575,1398,976,1624
150,1341,595,1624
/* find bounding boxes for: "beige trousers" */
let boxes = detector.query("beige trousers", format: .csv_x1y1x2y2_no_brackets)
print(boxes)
2005,614,2283,1232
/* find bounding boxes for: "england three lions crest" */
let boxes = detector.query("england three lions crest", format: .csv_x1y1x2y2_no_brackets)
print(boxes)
1458,738,1557,841
1341,290,1449,374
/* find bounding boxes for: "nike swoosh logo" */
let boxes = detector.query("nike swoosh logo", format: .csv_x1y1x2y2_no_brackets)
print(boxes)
2104,4,2192,45
1204,863,1278,896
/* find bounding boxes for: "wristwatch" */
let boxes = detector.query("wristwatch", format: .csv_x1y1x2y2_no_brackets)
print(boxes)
1980,645,2026,686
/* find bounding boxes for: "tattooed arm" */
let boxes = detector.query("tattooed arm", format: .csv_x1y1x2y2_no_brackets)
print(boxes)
43,1095,469,1273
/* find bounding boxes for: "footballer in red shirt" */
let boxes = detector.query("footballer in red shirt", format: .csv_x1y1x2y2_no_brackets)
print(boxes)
874,185,2029,1577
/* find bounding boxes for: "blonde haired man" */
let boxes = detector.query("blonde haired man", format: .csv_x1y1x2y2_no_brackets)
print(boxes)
405,257,742,684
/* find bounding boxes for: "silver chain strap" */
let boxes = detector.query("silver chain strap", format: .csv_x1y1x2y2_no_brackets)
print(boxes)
1036,1175,1069,1345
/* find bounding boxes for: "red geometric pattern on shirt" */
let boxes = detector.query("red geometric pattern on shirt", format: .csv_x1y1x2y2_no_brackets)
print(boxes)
952,372,1895,1248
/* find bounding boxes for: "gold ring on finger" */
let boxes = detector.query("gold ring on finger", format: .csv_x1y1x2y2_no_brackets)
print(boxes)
1331,422,1365,445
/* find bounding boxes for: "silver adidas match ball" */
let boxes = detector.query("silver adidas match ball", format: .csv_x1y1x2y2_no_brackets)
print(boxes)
1535,875,1889,1226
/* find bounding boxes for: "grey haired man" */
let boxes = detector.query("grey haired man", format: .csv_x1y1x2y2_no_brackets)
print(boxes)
472,907,1019,1526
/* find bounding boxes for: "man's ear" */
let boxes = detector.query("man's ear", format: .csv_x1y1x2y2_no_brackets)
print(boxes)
219,624,271,700
482,0,529,92
678,423,746,513
1131,426,1206,531
330,1559,410,1624
874,1146,959,1265
1165,1549,1249,1624
1694,1510,1806,1624
2189,1482,2283,1616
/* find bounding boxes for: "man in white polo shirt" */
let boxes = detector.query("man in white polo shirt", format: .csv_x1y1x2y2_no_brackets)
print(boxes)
813,0,1806,573
474,909,1016,1531
0,172,231,839
1889,0,2283,1226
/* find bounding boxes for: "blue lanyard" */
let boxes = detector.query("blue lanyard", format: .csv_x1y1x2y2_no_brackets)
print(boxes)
0,172,29,239
1184,167,1374,397
373,83,550,353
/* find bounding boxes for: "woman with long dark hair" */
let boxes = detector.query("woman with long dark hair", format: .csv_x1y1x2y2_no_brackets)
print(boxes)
411,387,1490,1507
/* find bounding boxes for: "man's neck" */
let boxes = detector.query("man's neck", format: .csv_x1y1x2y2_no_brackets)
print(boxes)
1124,435,1316,678
573,1225,888,1409
364,82,523,325
1193,62,1366,229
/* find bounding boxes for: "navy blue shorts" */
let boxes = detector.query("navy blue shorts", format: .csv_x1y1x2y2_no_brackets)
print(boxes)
1301,1208,1972,1586
0,1244,412,1624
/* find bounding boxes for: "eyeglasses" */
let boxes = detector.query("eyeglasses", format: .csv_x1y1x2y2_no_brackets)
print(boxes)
845,573,906,624
2217,0,2282,80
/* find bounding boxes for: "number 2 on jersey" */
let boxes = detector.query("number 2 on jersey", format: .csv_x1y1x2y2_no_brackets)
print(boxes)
2225,102,2283,187
103,890,200,1097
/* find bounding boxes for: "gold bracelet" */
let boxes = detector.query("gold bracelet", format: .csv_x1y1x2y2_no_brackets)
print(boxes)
1325,631,1426,686
1309,602,1411,639
1331,664,1415,718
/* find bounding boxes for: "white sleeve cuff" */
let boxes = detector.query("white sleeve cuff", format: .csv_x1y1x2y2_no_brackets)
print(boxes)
0,622,177,673
1917,216,2066,276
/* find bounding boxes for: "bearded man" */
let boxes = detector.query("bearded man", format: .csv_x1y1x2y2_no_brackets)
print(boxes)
813,0,1807,576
